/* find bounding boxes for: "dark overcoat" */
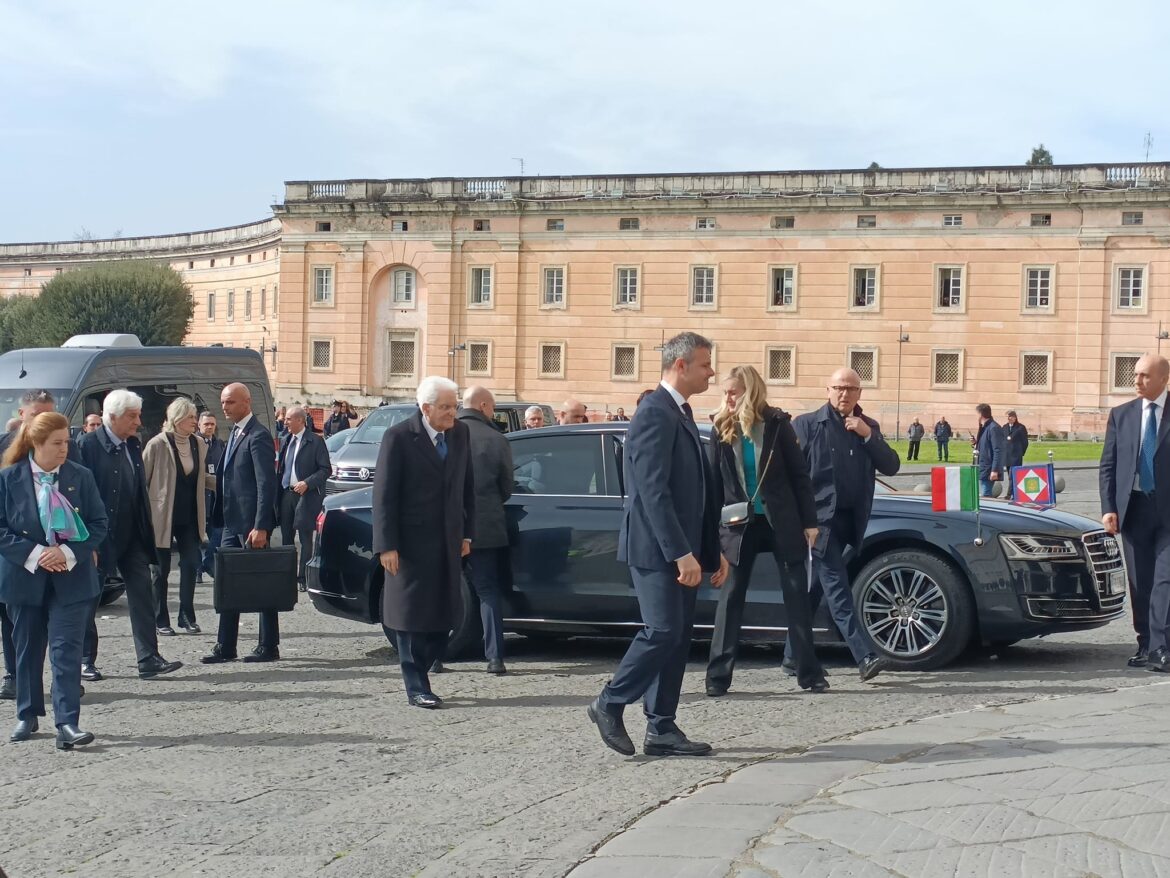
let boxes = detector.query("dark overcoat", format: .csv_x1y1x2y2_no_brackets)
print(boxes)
975,418,1005,480
76,427,156,575
275,429,332,531
372,411,475,631
456,409,513,549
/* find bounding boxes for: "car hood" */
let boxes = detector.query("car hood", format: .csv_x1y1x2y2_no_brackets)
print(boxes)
330,442,380,469
875,492,1102,534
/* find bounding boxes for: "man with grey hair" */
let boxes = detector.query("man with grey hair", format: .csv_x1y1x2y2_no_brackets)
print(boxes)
276,405,331,590
524,406,545,429
373,376,475,707
77,389,183,679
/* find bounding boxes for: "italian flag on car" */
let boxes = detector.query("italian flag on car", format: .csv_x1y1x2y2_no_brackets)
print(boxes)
931,466,979,512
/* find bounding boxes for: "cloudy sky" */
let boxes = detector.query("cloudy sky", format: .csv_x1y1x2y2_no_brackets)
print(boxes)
2,0,1167,242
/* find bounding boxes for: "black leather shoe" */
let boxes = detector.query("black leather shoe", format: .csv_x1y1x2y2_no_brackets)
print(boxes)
297,578,307,593
859,654,889,682
0,675,14,700
80,664,103,682
10,718,38,742
430,660,445,674
705,683,727,697
587,697,635,756
1128,649,1149,668
55,724,94,749
781,659,797,676
139,656,183,678
242,646,280,663
157,626,176,637
79,685,84,698
644,728,712,757
409,693,441,709
487,659,506,675
181,622,202,635
1148,648,1170,673
201,645,237,664
807,680,830,694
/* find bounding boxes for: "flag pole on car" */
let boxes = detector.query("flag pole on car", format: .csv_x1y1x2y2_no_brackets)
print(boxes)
931,455,983,546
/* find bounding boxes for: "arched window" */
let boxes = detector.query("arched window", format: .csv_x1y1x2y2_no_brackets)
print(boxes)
392,268,415,305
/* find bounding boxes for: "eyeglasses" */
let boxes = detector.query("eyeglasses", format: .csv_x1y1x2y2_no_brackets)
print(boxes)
829,385,862,393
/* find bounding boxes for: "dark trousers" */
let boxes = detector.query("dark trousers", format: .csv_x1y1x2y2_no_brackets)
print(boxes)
936,439,949,461
386,628,447,698
600,564,697,735
794,511,871,664
278,488,314,582
153,521,202,628
85,541,160,666
467,546,507,661
907,439,921,461
1122,492,1170,652
708,519,824,690
979,476,995,498
1,602,14,677
201,525,223,576
9,588,88,727
215,532,280,654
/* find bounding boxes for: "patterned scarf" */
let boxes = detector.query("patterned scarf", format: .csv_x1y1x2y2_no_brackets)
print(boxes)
32,462,89,545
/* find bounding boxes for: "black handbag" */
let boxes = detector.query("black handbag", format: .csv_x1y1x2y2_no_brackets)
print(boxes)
213,545,299,613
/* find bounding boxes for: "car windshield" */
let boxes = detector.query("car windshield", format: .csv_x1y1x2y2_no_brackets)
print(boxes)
350,407,417,444
325,428,355,452
0,389,73,426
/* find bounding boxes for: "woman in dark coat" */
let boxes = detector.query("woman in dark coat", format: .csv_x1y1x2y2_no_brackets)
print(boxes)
705,365,826,695
0,412,108,748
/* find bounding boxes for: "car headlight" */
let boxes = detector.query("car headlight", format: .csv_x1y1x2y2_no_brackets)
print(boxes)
999,534,1081,560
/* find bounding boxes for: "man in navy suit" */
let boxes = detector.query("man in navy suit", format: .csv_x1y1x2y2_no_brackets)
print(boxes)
1101,353,1170,670
275,405,331,589
197,411,226,583
975,403,1005,497
202,383,279,664
588,332,728,757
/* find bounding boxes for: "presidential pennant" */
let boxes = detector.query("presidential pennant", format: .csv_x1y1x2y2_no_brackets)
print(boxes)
1011,463,1055,506
931,466,979,512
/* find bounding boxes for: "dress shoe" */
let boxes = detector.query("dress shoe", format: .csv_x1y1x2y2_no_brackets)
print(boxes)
781,659,797,676
55,724,94,749
487,659,507,675
1128,649,1149,668
157,626,176,636
1147,648,1170,673
195,572,204,584
10,718,38,742
242,646,280,663
181,622,202,635
859,654,889,682
587,697,635,756
80,664,103,682
430,660,445,674
644,728,712,757
409,693,442,709
139,656,183,679
200,645,237,664
807,680,830,694
0,675,15,700
705,683,727,697
297,577,307,593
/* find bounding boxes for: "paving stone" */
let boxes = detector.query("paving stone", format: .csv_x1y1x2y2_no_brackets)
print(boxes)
686,780,824,806
1007,834,1170,878
752,836,897,877
634,801,783,832
873,841,1082,878
892,801,1078,845
783,808,942,856
833,777,1003,811
1086,812,1170,859
569,856,733,877
595,824,762,859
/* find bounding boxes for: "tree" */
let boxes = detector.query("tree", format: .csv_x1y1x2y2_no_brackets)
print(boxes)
0,296,47,352
1027,144,1054,166
31,261,194,346
867,161,882,171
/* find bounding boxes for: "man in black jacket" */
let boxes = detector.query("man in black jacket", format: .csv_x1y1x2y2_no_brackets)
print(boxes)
975,403,1005,497
323,401,351,438
785,368,901,682
197,412,226,583
77,390,182,680
1003,410,1030,498
275,405,331,590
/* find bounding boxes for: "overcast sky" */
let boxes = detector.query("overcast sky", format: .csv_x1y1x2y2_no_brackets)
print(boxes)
2,0,1167,242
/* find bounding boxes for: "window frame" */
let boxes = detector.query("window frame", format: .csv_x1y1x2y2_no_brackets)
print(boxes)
392,267,416,308
315,221,332,233
1019,350,1054,392
688,264,718,311
930,348,965,390
473,218,491,232
468,265,494,309
856,214,877,229
847,346,879,388
537,341,567,379
206,291,216,322
847,264,881,312
1122,211,1144,226
695,216,716,230
391,219,409,232
1109,352,1142,394
244,288,253,321
1113,263,1148,314
541,265,567,310
1021,264,1056,314
1030,213,1052,227
618,217,640,231
764,344,796,386
942,214,963,227
766,264,798,312
613,265,641,311
611,342,640,382
546,218,565,231
311,265,335,307
386,330,419,381
933,264,967,314
465,339,493,378
226,289,235,323
771,215,795,230
309,336,335,373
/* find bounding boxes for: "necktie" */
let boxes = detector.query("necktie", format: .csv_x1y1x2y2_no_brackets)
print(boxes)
681,402,694,422
282,436,298,489
1140,402,1158,493
226,427,240,462
435,432,448,461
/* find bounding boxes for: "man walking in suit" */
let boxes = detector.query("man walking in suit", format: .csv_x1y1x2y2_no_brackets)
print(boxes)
373,376,475,708
588,332,729,757
1100,353,1170,670
201,383,279,664
76,390,183,680
275,405,331,591
784,367,900,682
197,412,226,583
975,404,1005,497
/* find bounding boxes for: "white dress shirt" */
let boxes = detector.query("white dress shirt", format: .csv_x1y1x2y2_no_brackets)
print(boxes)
421,415,443,448
227,412,253,459
659,379,688,414
284,428,305,485
25,459,78,573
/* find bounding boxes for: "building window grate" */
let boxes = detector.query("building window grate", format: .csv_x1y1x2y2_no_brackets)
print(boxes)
933,352,960,386
1022,354,1050,388
539,344,563,377
613,345,638,378
311,340,333,370
850,349,876,384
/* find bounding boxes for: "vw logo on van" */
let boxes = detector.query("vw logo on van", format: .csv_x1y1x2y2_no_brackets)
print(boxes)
358,467,370,481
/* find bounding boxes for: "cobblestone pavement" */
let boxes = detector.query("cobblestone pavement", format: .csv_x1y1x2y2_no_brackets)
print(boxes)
3,467,1148,878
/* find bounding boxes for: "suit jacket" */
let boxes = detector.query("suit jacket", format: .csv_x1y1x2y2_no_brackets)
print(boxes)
457,409,513,549
793,402,900,546
618,386,721,572
76,427,156,573
1003,421,1030,469
275,429,332,531
372,412,475,631
214,415,277,537
203,435,226,527
976,419,1005,479
1100,396,1170,528
710,406,817,565
933,420,953,441
0,459,108,607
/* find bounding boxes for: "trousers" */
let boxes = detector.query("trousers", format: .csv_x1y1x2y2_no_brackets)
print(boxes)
467,546,507,661
85,541,160,667
214,532,280,654
153,521,202,628
9,585,88,727
386,628,448,698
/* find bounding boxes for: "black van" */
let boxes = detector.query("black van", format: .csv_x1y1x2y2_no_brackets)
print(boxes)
0,335,275,442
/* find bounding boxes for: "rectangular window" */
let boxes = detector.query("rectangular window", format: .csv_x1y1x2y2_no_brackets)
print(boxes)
848,348,878,386
771,215,795,229
1111,353,1140,392
207,292,216,321
313,267,333,305
696,217,716,230
1024,267,1053,311
618,217,640,231
1118,267,1144,310
932,350,963,388
391,219,409,232
259,287,266,318
247,254,252,264
615,267,639,307
1122,211,1144,226
310,339,333,371
943,214,963,227
546,218,564,231
539,342,565,378
473,219,490,232
209,259,215,268
273,283,278,316
936,266,963,310
187,261,193,270
392,268,414,304
612,344,639,380
857,214,876,229
467,341,491,376
765,346,795,384
388,333,417,378
470,267,492,306
1021,352,1052,390
770,266,796,309
691,266,716,307
316,221,331,232
542,267,565,306
226,290,235,321
851,267,877,309
1031,213,1052,227
244,288,253,320
229,257,234,266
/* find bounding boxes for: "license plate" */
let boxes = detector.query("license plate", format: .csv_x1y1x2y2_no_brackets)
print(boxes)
1108,570,1126,595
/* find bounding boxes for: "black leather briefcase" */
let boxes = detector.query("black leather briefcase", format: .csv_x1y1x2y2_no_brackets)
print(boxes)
213,546,299,613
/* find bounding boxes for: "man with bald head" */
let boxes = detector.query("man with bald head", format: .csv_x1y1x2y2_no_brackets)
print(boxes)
458,386,514,673
1101,353,1170,670
202,382,279,664
785,367,901,682
558,399,588,425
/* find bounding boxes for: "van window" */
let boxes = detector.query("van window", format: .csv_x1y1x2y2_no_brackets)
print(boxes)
0,388,73,428
78,382,266,443
348,407,417,446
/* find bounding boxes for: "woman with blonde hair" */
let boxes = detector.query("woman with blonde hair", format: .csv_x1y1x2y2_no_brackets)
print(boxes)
705,365,826,695
143,397,214,635
0,411,107,748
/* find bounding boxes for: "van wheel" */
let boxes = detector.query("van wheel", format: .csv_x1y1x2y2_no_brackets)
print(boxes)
446,575,482,659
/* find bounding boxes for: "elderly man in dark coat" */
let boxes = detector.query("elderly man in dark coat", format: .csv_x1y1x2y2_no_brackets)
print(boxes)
373,376,475,708
457,386,514,675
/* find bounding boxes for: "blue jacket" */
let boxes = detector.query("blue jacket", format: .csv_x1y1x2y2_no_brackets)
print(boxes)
0,459,108,607
76,426,155,574
617,386,721,572
976,419,1005,479
213,415,277,537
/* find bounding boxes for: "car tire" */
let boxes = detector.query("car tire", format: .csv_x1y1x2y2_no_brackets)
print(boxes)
445,574,483,659
852,549,975,671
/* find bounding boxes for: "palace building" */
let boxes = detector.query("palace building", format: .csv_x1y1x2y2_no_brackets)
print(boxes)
1,162,1168,435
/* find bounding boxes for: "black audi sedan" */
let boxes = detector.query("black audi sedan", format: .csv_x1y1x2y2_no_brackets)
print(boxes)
307,423,1125,670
